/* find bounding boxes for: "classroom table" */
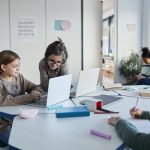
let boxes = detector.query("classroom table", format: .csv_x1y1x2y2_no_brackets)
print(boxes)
0,85,149,150
9,96,150,150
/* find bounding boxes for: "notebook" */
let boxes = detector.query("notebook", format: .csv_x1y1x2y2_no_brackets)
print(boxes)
139,88,150,97
103,83,123,90
70,68,100,98
92,94,123,106
27,74,72,108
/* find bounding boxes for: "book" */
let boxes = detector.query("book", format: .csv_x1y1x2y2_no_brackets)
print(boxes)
56,106,90,118
103,83,122,90
139,89,150,97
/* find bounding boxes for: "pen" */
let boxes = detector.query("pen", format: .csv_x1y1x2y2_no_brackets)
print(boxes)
94,111,119,114
133,96,140,118
134,96,140,110
90,129,111,140
98,108,113,112
97,108,119,114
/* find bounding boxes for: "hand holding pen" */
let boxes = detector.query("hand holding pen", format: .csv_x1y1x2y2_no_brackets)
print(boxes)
130,107,143,119
130,96,143,118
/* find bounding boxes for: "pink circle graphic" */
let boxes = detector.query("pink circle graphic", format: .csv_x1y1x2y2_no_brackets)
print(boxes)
61,20,71,30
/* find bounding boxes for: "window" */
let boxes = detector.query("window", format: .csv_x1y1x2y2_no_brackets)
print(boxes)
103,15,115,59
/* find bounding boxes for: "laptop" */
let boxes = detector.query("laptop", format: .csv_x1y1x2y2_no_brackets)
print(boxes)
70,68,100,98
27,74,72,108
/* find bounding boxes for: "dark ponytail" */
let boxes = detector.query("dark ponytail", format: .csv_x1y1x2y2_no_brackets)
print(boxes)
141,47,150,58
45,37,68,63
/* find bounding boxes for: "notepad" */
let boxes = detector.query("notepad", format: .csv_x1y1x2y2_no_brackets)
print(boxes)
103,83,122,90
139,89,150,97
56,106,90,118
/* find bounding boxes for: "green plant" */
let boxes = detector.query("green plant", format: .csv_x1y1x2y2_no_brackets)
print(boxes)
119,50,142,79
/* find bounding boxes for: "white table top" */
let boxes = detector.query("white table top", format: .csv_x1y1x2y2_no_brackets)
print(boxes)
0,85,147,115
9,97,150,150
9,114,122,150
1,85,149,150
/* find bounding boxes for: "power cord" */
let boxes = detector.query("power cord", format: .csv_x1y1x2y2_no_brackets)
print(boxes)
103,86,138,98
69,97,76,106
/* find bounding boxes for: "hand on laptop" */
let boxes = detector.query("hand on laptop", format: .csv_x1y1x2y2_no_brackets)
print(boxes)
31,90,43,101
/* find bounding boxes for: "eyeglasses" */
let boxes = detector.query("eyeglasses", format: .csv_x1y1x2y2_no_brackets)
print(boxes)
47,59,63,66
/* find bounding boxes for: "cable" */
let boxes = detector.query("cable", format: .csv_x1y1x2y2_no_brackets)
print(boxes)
108,89,122,96
69,97,76,106
103,86,138,98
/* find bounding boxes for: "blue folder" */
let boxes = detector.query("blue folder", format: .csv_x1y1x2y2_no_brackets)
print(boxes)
56,106,90,118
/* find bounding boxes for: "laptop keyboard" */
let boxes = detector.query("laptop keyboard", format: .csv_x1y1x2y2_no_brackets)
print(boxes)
25,94,47,107
33,99,47,106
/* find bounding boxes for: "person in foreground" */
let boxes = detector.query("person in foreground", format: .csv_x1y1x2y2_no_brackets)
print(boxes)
0,50,44,106
39,37,68,91
108,107,150,150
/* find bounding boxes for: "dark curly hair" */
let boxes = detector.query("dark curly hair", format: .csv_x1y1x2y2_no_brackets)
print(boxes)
45,37,68,63
141,47,150,58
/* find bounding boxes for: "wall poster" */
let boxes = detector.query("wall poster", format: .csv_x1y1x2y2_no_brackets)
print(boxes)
18,17,36,41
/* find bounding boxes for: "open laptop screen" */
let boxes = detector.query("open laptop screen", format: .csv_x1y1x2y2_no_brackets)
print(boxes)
46,74,72,106
25,74,72,108
71,68,99,97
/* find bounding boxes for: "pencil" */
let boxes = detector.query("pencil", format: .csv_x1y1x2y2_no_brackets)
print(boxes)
133,96,140,118
134,96,140,110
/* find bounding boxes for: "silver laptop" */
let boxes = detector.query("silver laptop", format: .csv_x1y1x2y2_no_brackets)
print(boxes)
70,68,100,98
27,74,72,108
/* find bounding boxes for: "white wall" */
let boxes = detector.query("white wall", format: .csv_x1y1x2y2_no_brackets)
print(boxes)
115,0,143,83
0,0,102,84
0,0,10,50
46,0,81,82
10,0,46,84
83,0,102,83
142,0,150,47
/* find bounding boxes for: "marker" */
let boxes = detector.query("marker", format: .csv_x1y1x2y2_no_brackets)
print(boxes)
116,143,128,150
90,129,111,140
48,104,63,110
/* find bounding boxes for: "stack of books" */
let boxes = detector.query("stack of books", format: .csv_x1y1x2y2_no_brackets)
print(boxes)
103,83,122,90
139,88,150,97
